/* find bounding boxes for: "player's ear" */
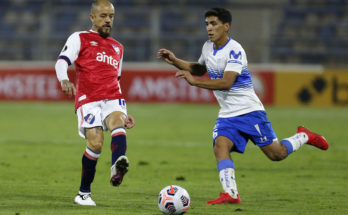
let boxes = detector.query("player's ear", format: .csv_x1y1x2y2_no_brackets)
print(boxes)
224,23,230,32
89,13,95,23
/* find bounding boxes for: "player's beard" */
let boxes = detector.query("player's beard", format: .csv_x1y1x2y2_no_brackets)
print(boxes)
98,25,111,38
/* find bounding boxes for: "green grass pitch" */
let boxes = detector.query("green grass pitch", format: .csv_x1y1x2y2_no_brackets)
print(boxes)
0,102,347,215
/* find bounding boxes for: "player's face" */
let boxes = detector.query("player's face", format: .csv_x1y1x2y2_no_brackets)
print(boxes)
205,16,230,46
90,3,115,38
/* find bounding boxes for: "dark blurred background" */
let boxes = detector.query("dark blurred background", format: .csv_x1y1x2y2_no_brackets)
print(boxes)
1,0,347,66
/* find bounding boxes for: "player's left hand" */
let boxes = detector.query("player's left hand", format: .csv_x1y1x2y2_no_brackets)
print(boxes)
60,80,76,98
176,70,196,86
125,114,135,129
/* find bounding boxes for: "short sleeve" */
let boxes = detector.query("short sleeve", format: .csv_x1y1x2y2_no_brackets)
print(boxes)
198,54,205,65
118,51,123,79
57,32,81,65
198,41,209,65
224,46,246,74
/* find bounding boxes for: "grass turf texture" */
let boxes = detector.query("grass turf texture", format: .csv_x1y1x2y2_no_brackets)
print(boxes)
0,102,347,215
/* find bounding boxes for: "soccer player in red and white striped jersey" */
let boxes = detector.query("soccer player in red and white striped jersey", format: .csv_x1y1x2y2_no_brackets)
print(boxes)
55,0,134,206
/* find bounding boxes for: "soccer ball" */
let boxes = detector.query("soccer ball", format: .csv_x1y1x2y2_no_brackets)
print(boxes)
158,185,190,214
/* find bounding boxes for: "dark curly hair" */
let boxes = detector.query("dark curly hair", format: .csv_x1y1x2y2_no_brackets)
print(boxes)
205,8,232,25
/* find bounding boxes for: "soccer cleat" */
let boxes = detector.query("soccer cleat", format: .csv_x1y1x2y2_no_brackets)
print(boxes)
74,192,96,206
297,126,329,150
206,192,241,204
110,155,129,186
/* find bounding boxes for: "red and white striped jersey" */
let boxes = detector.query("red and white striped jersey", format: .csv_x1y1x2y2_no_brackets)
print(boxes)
57,30,124,110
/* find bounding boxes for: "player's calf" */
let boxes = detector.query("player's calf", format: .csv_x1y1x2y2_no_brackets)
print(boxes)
261,142,288,161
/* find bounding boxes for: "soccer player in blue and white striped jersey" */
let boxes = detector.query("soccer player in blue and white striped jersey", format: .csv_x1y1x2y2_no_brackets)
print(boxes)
158,7,328,205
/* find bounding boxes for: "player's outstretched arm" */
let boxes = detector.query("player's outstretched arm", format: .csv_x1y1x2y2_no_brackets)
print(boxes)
157,48,206,76
125,114,135,129
176,70,238,90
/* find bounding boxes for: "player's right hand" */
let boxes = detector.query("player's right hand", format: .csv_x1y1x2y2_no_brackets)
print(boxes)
60,80,76,97
157,49,176,65
125,114,135,129
176,70,196,86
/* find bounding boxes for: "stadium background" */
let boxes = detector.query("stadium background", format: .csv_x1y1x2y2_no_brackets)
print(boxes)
0,0,348,106
0,0,348,215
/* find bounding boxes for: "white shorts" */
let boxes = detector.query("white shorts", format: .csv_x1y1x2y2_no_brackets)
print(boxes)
76,99,127,138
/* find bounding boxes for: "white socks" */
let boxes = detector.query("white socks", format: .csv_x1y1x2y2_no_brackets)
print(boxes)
219,168,238,198
283,132,309,152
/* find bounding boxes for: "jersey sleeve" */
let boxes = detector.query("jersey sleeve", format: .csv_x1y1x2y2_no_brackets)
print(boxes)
55,59,69,82
224,45,246,74
57,32,81,65
118,51,123,80
198,54,205,65
198,43,207,65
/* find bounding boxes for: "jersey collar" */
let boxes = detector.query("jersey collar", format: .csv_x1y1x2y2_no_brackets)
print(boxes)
88,29,110,39
88,29,98,33
213,37,231,56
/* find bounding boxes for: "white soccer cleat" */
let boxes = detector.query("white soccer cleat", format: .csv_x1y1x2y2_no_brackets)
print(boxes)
74,192,96,206
110,155,129,186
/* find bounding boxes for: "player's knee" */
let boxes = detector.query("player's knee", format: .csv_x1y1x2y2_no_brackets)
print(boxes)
214,141,226,151
267,151,287,161
106,112,126,130
213,141,231,156
87,138,103,152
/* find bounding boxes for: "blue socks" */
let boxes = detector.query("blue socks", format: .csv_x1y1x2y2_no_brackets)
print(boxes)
280,133,308,155
79,126,127,193
80,147,100,193
110,127,127,165
217,158,235,171
280,139,293,155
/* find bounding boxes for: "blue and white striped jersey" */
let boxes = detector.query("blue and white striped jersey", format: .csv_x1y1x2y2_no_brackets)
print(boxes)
198,38,264,118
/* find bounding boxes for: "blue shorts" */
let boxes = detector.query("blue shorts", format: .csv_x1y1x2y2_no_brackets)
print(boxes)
212,111,277,153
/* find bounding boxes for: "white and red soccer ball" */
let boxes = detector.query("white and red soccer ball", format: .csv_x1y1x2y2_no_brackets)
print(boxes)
158,185,191,214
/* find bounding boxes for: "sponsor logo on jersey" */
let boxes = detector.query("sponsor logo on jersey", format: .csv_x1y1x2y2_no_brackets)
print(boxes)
229,50,242,60
227,60,242,65
112,44,120,55
96,52,119,69
90,41,98,46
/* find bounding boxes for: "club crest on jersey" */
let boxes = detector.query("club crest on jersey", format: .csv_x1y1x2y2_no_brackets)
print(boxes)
112,44,120,55
90,41,98,46
96,51,119,69
84,114,95,124
229,50,242,60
